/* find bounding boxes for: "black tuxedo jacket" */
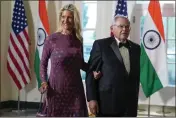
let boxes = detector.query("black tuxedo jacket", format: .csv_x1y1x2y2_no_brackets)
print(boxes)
86,37,141,116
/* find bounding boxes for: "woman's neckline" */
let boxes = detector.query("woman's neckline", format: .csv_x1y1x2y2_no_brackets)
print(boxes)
58,32,76,37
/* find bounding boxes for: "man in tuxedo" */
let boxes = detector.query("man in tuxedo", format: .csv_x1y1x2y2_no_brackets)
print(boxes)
86,15,141,117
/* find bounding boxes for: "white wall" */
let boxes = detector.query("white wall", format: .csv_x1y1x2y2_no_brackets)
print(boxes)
1,1,175,107
1,1,13,102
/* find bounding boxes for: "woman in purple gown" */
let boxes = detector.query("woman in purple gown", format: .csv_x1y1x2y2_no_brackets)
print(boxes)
39,4,100,117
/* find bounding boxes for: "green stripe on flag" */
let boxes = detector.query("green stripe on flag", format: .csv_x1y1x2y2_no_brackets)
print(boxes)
140,44,163,97
34,49,41,88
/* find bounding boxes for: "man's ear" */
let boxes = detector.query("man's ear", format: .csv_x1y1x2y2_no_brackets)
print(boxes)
110,25,113,30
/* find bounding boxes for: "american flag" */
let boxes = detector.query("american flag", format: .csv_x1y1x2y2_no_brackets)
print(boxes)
7,0,31,90
114,0,128,17
111,0,128,36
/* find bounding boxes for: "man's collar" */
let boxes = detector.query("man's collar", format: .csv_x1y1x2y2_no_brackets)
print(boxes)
114,37,127,46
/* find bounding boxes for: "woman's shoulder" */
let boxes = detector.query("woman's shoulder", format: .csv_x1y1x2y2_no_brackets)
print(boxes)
47,32,60,39
45,32,61,42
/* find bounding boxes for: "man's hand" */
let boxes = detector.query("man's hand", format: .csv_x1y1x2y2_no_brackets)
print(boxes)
93,71,102,80
89,100,99,115
39,82,48,94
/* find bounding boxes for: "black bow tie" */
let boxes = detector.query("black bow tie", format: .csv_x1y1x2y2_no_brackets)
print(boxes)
119,42,129,48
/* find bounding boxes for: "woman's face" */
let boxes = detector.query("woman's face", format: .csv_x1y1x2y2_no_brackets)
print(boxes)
61,10,74,31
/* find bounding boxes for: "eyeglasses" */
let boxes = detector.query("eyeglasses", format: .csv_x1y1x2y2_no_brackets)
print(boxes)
113,25,130,29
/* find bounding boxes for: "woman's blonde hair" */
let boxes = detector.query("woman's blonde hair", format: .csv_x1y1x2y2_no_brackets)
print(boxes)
57,4,83,42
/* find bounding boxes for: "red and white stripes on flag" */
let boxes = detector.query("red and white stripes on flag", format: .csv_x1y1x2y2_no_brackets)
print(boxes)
7,0,31,90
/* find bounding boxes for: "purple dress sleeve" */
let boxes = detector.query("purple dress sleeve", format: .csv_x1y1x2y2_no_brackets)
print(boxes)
80,43,89,72
40,37,52,83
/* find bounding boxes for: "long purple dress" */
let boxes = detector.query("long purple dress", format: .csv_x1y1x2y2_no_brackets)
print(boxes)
40,32,88,117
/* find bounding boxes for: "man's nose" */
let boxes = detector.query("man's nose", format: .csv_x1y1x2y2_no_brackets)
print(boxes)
123,26,128,29
122,27,127,31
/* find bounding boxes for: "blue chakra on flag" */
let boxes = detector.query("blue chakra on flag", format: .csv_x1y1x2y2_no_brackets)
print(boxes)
37,28,46,46
143,30,161,50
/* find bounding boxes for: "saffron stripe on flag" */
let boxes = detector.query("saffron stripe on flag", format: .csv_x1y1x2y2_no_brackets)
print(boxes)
34,0,50,88
148,1,165,41
39,0,50,34
140,0,168,97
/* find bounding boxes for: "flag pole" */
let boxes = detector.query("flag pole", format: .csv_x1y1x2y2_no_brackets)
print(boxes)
12,89,25,116
17,89,26,116
12,90,21,116
0,95,1,116
148,96,151,117
17,90,20,115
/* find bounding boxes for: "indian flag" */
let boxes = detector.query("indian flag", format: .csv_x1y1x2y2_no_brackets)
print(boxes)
140,0,168,97
34,0,50,88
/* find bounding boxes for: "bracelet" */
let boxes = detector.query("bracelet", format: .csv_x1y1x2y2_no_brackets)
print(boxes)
41,82,47,86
